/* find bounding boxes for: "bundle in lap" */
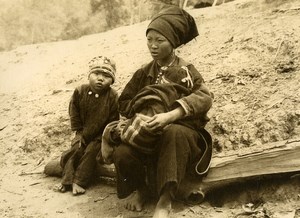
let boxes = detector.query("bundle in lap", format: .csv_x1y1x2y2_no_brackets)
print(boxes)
120,113,162,154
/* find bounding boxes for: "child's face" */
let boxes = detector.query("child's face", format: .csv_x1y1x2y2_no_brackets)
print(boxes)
89,71,113,93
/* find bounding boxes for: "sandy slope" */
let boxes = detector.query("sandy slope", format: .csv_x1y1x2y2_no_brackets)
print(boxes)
0,0,299,217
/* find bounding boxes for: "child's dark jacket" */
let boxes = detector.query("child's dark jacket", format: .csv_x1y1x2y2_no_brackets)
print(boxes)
69,84,119,144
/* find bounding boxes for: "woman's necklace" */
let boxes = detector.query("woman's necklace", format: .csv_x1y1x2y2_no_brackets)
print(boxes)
155,56,176,84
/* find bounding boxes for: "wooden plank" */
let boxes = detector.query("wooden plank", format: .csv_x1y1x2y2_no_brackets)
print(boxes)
204,139,300,183
45,139,300,180
195,138,300,195
44,138,300,199
176,139,300,204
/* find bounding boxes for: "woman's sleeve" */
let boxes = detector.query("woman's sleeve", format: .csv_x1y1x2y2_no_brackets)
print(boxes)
176,65,213,117
69,88,83,131
118,69,145,117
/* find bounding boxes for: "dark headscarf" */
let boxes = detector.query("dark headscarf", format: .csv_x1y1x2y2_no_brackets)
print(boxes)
146,6,199,48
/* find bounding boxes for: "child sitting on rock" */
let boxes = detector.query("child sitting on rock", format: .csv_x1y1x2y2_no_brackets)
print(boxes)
58,56,119,195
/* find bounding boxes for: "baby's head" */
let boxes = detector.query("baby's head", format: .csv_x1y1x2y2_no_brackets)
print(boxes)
161,66,194,89
87,56,116,92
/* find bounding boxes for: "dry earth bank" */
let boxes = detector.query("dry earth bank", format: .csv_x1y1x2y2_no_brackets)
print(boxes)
0,0,299,217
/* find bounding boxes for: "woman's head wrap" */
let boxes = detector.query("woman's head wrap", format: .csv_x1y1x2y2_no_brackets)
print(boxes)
146,6,199,48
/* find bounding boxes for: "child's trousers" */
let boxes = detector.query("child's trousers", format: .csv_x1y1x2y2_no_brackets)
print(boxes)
60,137,100,187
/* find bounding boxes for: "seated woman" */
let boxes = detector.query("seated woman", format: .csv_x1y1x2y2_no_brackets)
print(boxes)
118,65,197,154
106,6,214,218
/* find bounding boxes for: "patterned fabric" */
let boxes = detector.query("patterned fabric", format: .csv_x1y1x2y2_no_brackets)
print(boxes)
160,65,194,89
120,114,162,154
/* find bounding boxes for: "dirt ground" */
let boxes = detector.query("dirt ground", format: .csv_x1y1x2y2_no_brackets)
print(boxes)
0,0,300,217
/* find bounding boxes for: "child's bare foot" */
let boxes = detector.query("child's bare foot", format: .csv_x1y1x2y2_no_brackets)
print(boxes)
153,191,172,218
54,184,70,193
122,190,147,212
72,183,85,195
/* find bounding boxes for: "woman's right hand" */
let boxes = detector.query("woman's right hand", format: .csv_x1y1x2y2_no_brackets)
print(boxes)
146,113,171,132
147,106,185,132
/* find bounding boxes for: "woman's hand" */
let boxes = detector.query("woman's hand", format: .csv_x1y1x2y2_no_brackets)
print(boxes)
146,113,171,132
146,107,185,132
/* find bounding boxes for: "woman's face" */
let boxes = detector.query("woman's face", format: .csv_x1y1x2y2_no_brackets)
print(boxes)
146,30,173,62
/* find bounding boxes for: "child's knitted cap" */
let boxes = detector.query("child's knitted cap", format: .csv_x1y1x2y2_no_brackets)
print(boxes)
88,56,116,83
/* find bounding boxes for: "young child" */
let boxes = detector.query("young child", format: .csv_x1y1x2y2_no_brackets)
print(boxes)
58,56,119,195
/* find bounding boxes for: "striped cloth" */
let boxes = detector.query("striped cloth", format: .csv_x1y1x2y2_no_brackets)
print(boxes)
120,113,162,154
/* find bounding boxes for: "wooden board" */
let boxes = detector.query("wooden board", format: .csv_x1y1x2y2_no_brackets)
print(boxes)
199,138,300,192
44,138,300,196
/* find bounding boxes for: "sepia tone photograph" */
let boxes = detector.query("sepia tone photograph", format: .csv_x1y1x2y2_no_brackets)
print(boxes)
0,0,299,217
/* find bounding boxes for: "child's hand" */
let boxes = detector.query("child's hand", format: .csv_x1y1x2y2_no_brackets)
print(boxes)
101,141,114,164
71,131,84,147
100,121,120,164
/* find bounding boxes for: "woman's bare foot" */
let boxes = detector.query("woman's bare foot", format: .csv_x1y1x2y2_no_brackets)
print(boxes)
122,189,148,212
72,183,85,195
54,184,70,193
153,190,172,218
